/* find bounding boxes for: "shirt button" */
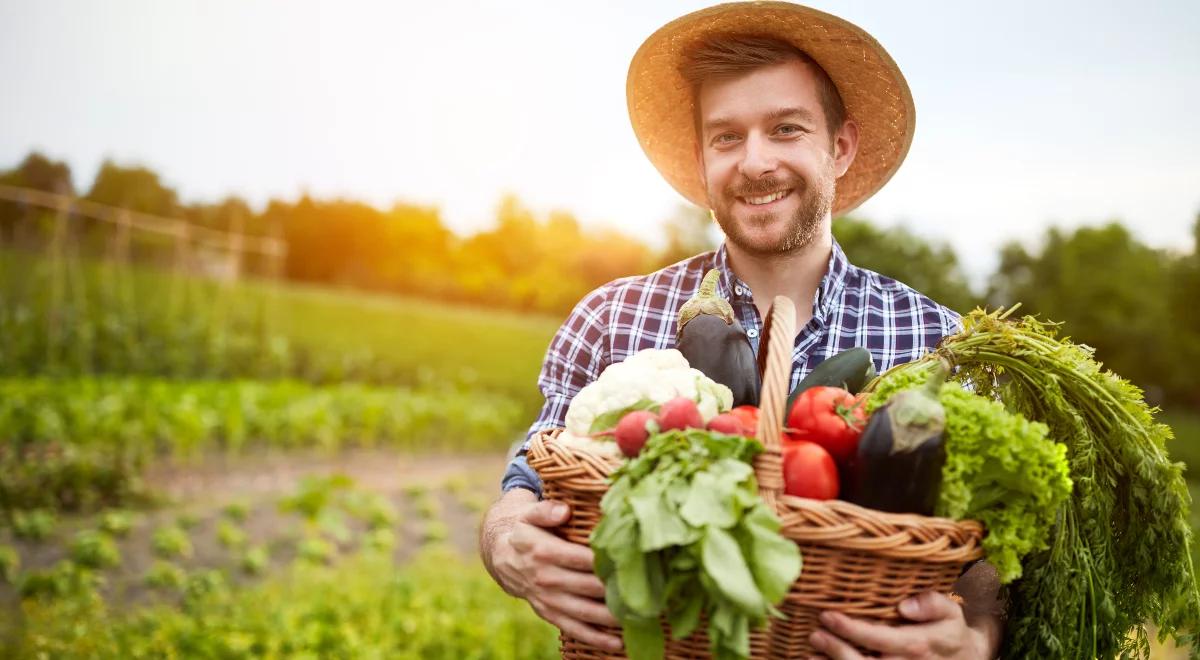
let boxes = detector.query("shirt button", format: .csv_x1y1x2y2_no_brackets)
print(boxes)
746,328,759,339
734,286,745,296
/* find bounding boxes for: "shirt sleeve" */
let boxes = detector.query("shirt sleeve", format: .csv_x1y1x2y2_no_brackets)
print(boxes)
500,285,612,497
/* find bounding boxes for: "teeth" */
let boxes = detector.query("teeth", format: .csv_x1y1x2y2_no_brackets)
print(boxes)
744,190,788,205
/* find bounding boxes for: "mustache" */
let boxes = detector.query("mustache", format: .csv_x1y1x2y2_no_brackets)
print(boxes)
725,175,804,198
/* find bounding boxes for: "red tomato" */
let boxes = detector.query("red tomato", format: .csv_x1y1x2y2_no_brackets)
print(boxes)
782,440,839,500
785,386,868,465
728,405,760,438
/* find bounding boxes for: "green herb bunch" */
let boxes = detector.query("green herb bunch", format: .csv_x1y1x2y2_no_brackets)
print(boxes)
590,429,801,660
874,308,1200,659
867,371,1072,583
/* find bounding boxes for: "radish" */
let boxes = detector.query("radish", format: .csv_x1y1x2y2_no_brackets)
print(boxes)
615,410,659,457
706,413,744,436
657,397,703,432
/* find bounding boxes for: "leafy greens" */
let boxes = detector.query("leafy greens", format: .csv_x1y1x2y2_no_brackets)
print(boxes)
590,429,800,660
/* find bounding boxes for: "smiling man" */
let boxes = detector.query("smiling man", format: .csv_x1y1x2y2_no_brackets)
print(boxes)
480,3,1004,658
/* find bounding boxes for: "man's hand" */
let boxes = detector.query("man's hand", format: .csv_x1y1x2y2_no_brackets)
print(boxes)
480,489,623,653
808,591,998,659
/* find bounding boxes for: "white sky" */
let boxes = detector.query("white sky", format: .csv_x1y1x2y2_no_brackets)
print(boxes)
2,0,1198,286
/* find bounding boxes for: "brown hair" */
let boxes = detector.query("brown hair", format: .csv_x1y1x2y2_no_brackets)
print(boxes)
679,34,847,140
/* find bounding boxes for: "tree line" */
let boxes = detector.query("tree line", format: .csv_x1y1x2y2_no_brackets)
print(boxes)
1,151,1197,407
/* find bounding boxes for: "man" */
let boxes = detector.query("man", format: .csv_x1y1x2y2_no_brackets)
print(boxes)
481,3,1004,658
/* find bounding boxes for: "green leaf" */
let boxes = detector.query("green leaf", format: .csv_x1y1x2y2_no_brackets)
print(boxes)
622,615,665,660
589,399,660,435
701,527,764,616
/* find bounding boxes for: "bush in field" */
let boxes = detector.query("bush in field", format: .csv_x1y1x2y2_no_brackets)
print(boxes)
0,544,18,584
99,509,135,537
240,546,268,576
144,561,186,590
152,526,193,560
18,560,101,601
69,530,121,569
216,520,247,550
12,509,57,541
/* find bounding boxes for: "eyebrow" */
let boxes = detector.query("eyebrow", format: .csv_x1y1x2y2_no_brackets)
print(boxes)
702,106,817,133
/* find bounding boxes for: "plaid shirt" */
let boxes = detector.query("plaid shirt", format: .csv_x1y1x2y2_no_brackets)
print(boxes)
501,240,961,495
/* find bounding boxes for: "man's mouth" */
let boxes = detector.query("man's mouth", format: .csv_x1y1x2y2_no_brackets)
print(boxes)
738,189,793,206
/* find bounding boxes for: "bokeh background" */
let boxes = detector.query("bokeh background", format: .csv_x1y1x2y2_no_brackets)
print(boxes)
1,1,1198,657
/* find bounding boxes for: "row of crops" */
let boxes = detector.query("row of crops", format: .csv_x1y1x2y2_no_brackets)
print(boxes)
1,474,558,658
1,247,558,514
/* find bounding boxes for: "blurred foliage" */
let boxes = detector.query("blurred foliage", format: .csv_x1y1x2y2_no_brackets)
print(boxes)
0,377,522,512
5,547,558,659
987,220,1200,407
833,216,980,314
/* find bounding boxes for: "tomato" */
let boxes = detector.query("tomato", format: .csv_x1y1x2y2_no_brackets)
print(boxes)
782,440,839,500
727,405,760,437
785,386,867,465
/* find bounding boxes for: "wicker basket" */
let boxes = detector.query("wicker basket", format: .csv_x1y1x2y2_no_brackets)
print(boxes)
527,296,984,659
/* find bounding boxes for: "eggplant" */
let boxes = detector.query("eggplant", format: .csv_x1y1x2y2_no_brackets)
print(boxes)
676,269,760,406
846,364,948,515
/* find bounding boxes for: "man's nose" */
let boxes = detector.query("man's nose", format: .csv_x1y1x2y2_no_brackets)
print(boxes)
737,132,777,180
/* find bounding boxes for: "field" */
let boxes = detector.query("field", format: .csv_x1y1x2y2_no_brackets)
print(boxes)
2,248,1199,657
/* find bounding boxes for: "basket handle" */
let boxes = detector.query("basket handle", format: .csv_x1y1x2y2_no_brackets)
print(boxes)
753,296,795,512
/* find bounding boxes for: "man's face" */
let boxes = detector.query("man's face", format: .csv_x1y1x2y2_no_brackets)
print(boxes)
696,59,853,256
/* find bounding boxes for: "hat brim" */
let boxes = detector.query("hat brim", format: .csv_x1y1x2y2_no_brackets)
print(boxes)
626,1,915,216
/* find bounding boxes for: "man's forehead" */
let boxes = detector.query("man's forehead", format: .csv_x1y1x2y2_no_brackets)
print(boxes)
696,60,824,126
703,106,817,131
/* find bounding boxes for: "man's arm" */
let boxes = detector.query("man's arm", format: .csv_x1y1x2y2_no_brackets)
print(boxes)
809,561,1004,659
479,488,623,652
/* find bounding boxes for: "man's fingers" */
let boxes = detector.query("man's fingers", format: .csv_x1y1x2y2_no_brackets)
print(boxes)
810,627,864,660
534,565,606,599
898,591,964,624
542,607,624,653
521,499,572,528
546,591,620,627
508,522,594,571
817,612,928,657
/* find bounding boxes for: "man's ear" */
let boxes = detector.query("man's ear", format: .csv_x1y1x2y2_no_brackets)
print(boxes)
833,118,859,179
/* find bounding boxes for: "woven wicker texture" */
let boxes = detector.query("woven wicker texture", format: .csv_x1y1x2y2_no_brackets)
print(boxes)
626,1,915,216
528,296,984,658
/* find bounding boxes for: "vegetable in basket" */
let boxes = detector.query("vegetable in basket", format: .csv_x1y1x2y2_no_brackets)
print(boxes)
676,269,760,407
564,348,733,439
591,429,800,660
847,366,949,516
867,307,1200,659
785,346,876,412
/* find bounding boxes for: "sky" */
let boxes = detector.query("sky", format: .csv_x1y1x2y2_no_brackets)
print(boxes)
2,0,1198,287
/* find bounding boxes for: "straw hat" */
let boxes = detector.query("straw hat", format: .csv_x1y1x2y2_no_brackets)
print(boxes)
627,1,915,216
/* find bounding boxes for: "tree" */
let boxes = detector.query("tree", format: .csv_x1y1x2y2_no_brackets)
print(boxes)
986,223,1176,404
0,152,75,245
86,160,179,217
660,204,718,265
832,216,979,313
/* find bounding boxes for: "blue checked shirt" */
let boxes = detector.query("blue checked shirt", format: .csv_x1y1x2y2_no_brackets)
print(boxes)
501,240,961,496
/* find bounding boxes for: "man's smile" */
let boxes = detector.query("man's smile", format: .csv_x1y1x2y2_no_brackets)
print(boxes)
737,188,794,208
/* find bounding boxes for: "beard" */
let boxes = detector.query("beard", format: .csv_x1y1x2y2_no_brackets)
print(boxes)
708,164,835,257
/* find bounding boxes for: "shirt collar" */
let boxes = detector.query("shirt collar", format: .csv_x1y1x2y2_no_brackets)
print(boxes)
711,239,852,320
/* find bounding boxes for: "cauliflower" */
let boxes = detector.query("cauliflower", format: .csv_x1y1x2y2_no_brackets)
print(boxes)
564,348,734,437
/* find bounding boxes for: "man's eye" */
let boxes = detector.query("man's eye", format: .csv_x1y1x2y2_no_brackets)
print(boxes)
713,133,739,145
776,125,805,136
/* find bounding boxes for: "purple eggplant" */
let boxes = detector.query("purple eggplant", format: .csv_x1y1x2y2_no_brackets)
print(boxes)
676,269,760,407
